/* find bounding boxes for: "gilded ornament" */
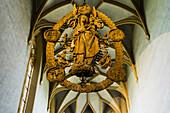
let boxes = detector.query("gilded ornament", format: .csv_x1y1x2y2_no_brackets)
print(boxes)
44,4,126,92
44,29,61,42
78,4,92,14
108,29,125,41
107,67,126,82
46,68,65,82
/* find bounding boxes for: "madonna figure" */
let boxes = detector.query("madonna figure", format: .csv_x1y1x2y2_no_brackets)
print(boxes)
68,13,104,77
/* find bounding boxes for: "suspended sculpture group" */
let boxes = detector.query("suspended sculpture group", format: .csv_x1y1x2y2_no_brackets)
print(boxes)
44,4,126,93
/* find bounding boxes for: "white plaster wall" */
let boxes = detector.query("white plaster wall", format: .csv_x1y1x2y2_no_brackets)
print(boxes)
128,33,170,113
133,0,170,61
127,0,170,112
0,0,31,113
33,73,49,113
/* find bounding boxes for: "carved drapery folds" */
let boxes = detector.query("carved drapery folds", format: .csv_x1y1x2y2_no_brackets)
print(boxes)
44,4,126,93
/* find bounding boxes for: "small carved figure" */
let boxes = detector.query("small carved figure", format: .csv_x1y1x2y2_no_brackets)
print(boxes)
89,14,95,23
72,15,100,64
46,68,65,82
94,17,104,30
103,33,110,45
98,49,112,69
61,33,68,48
57,51,70,68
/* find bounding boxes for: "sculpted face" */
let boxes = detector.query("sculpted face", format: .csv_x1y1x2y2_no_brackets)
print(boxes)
78,4,92,14
94,18,104,29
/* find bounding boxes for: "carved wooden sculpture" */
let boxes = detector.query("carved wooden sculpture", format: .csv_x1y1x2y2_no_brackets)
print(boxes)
44,4,126,92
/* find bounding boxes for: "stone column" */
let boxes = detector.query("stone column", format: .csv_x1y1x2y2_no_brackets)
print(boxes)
25,34,42,113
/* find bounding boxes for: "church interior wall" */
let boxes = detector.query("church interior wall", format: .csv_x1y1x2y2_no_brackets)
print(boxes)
127,0,170,113
0,0,170,113
132,0,170,61
0,0,31,113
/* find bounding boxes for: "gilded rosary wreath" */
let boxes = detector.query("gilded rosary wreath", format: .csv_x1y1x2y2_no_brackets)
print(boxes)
44,4,126,93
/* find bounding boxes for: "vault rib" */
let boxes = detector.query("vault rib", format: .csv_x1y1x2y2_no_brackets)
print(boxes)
59,93,80,113
57,90,70,113
48,87,67,111
28,0,49,42
103,0,138,17
96,92,120,113
129,0,150,40
106,89,121,112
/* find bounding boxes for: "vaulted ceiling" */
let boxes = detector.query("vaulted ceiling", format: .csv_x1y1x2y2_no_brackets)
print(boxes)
30,0,149,113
